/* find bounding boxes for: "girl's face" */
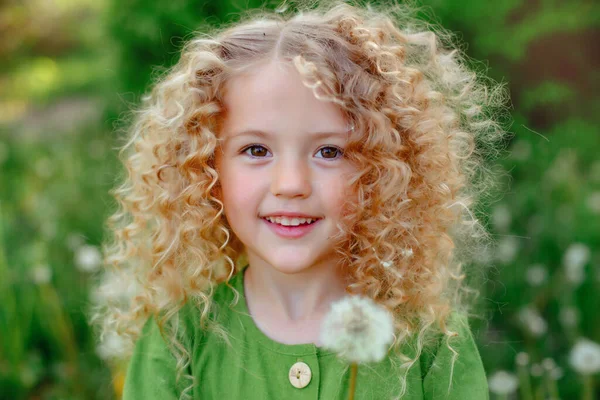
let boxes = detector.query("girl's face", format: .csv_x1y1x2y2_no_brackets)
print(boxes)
215,59,356,275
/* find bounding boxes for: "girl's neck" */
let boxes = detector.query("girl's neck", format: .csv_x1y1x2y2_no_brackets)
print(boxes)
243,258,349,323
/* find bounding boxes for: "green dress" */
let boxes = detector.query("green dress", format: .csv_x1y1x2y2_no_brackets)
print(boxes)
122,266,489,399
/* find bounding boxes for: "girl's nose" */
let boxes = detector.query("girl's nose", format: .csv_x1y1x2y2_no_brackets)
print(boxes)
270,155,312,199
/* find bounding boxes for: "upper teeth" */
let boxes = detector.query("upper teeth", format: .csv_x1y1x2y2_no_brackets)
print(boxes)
264,216,318,226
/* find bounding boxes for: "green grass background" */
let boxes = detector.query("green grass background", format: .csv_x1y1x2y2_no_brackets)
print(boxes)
1,0,598,398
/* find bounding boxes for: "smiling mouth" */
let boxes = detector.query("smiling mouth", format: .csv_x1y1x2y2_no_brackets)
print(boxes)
261,217,321,227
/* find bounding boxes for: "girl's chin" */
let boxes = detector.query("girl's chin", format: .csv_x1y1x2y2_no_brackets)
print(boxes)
260,257,320,274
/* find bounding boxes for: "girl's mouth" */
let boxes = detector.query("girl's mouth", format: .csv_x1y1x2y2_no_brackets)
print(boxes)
261,217,322,239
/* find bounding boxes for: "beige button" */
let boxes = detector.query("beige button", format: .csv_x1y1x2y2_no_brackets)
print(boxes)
288,361,312,388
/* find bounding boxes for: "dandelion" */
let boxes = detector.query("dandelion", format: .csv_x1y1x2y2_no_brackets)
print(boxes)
321,296,394,363
564,243,591,270
516,352,530,367
542,358,556,371
474,246,493,264
550,366,563,380
491,204,511,232
563,243,591,286
320,295,395,400
569,338,600,375
90,268,139,305
518,306,547,337
515,352,534,400
96,331,130,361
510,140,531,161
75,244,103,273
525,264,547,287
530,363,543,377
488,370,519,396
586,192,600,214
495,236,519,264
30,264,52,285
542,358,561,400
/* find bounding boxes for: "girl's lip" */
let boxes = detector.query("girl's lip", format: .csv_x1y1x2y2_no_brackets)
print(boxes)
261,217,322,239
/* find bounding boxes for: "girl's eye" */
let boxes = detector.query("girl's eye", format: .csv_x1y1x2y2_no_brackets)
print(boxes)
240,145,343,160
242,145,270,158
316,146,343,160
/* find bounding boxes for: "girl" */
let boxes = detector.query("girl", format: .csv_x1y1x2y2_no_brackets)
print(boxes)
92,0,509,398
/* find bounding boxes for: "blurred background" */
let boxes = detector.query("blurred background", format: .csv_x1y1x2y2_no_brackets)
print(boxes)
0,0,598,399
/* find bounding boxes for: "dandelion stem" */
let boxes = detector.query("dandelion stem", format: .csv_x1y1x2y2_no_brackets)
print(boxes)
582,375,594,400
517,364,534,400
348,363,358,400
545,373,560,400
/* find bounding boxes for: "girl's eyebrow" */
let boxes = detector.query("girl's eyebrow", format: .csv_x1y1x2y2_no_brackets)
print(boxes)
227,129,350,141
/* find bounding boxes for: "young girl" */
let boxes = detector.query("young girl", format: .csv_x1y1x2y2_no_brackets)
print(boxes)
93,0,509,398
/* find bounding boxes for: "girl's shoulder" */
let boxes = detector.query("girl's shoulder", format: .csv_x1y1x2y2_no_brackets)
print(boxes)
178,270,244,332
417,311,489,398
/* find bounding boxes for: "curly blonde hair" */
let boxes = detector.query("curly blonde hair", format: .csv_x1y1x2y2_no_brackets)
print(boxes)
91,0,510,398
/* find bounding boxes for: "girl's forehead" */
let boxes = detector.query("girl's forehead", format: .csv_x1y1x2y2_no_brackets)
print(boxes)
221,60,349,137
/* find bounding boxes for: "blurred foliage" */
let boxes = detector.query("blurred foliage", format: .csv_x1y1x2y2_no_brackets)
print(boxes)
0,0,598,398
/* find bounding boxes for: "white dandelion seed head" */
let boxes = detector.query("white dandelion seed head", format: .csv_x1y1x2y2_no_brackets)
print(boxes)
515,352,530,367
586,192,600,214
320,295,395,364
491,204,512,232
495,236,519,264
30,264,52,285
542,357,556,371
75,245,103,273
550,366,563,380
95,331,131,361
569,338,600,375
525,264,548,287
562,243,591,286
565,265,585,286
90,268,139,305
488,370,519,395
563,243,591,271
531,363,543,377
511,140,531,161
518,306,547,337
474,245,493,264
559,306,579,328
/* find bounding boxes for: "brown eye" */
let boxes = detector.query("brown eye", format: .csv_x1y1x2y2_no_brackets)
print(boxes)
317,146,342,159
243,145,270,158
